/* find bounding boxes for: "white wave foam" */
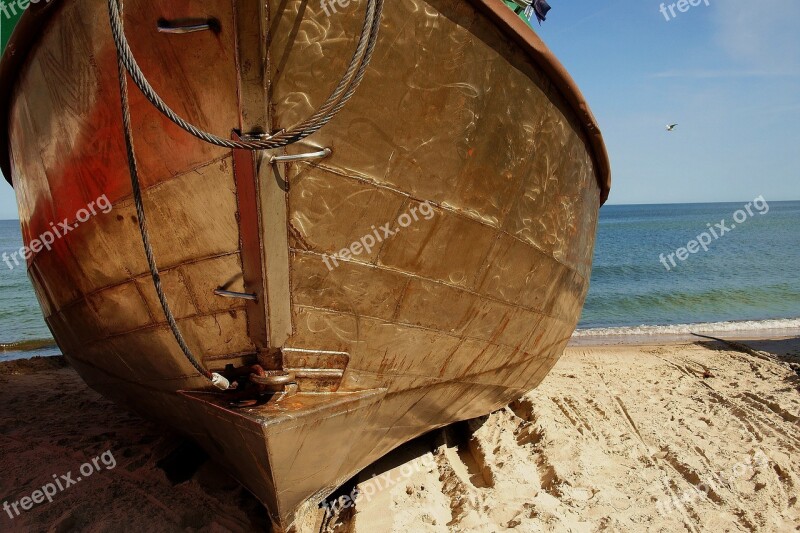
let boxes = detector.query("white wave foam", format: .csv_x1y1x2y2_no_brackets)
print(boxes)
573,317,800,337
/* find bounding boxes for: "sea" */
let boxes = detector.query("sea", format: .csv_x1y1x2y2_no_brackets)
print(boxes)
576,200,800,338
1,200,798,361
0,220,61,361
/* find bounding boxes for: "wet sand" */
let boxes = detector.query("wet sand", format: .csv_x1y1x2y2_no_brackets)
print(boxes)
1,336,798,532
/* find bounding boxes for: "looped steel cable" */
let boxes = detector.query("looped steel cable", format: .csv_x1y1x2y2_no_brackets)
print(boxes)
114,49,216,384
108,0,383,150
109,0,382,387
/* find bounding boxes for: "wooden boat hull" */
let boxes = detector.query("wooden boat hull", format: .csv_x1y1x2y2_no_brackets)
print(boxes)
1,0,610,528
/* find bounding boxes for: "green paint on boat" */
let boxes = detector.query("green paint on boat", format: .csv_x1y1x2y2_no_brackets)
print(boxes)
1,3,26,56
502,0,536,28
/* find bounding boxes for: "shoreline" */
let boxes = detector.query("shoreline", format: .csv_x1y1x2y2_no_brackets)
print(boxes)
4,320,799,361
569,326,800,347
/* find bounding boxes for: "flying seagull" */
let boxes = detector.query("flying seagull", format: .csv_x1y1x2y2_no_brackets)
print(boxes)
666,124,678,132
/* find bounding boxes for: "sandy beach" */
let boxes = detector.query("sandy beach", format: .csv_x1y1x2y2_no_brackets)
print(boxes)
1,335,798,532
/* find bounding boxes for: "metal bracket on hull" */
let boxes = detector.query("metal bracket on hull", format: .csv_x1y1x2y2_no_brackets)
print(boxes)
219,363,298,405
231,2,294,359
211,348,351,402
157,18,220,34
282,348,350,393
269,148,332,164
213,289,257,301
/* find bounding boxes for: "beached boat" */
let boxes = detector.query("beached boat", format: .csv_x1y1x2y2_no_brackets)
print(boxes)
1,0,609,529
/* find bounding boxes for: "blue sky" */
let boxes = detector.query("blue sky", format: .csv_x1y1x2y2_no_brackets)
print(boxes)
537,0,800,204
0,0,798,217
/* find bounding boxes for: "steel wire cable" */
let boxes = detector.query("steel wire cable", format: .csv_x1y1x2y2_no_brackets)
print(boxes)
108,0,383,150
108,0,383,387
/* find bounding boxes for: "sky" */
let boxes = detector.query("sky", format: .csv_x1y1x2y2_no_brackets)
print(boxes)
0,0,798,218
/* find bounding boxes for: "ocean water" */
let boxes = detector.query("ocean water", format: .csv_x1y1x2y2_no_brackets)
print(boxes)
578,200,800,335
0,220,59,361
1,201,798,361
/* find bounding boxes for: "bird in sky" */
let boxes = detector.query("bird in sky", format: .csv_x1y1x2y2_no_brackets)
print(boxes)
666,124,678,132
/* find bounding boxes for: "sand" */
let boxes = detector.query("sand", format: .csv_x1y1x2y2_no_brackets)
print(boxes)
1,336,798,532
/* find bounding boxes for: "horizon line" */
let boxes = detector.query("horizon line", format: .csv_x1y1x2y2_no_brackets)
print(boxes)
604,198,799,207
1,198,799,221
0,199,800,222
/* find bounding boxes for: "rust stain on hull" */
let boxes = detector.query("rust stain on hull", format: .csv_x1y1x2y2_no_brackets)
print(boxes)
1,0,609,529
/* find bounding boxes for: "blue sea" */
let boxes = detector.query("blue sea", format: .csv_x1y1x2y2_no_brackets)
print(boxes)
1,201,799,361
0,220,60,361
577,200,800,336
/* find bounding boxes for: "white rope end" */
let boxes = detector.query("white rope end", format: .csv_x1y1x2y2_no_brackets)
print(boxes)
211,373,230,390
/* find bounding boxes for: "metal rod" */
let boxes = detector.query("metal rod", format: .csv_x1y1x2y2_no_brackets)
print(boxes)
157,19,217,34
270,148,331,164
214,289,257,301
